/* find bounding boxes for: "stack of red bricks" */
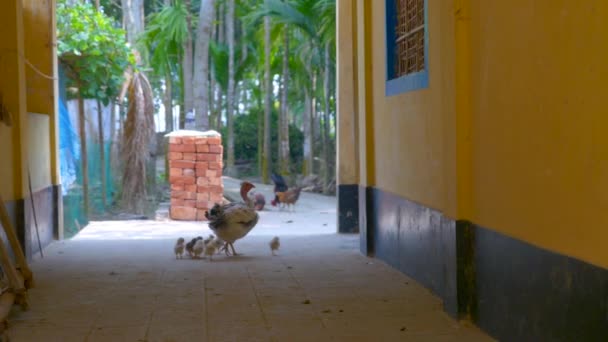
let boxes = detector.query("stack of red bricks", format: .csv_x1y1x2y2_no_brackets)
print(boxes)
167,131,224,221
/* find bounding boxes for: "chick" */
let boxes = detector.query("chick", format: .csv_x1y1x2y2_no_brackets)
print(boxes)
204,234,215,246
192,237,205,258
174,237,185,259
185,238,196,257
214,239,225,255
269,236,280,256
204,238,220,261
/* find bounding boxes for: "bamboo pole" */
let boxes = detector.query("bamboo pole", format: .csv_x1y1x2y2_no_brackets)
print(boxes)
0,194,33,288
0,291,16,334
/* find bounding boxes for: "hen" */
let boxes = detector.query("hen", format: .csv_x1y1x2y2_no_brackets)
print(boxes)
274,187,303,212
204,182,259,256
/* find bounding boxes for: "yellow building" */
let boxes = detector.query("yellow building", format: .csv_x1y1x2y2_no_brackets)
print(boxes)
0,0,61,259
337,0,608,340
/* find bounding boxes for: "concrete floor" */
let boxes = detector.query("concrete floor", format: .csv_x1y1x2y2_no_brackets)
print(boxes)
6,185,494,341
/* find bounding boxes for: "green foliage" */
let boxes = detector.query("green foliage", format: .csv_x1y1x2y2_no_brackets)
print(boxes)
57,0,134,105
221,109,304,174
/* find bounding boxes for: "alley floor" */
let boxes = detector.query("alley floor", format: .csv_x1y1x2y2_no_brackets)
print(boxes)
5,183,494,341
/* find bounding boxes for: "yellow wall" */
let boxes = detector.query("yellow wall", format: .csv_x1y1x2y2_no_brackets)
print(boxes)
468,1,608,269
28,113,52,192
365,0,458,216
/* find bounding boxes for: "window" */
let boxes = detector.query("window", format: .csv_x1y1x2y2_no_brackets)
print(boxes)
386,0,428,96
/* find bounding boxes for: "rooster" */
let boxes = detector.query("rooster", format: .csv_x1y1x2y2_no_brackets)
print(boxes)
242,181,266,211
204,182,259,256
274,187,303,212
270,173,288,207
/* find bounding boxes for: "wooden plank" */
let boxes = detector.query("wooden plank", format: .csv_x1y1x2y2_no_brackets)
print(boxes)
0,194,34,288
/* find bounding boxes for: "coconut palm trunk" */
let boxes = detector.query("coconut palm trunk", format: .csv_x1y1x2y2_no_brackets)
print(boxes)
193,0,215,131
262,16,272,183
225,0,236,175
279,29,291,175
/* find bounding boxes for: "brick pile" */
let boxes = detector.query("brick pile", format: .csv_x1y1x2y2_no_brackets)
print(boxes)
167,131,224,221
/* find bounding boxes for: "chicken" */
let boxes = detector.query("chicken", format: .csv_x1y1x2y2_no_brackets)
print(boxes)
185,237,200,258
269,236,280,256
274,187,303,211
270,173,288,207
242,181,266,211
192,238,205,258
204,182,259,256
204,238,223,261
174,237,185,259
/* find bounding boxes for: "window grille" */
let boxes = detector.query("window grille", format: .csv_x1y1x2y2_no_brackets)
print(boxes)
395,0,425,77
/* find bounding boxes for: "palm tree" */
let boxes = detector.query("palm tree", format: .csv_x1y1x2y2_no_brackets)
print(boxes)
193,0,216,131
253,0,336,187
225,0,236,174
262,15,272,183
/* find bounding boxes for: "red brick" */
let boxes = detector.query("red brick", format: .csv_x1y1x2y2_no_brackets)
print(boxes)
170,160,195,169
209,177,221,186
196,201,210,209
185,184,197,192
171,198,185,207
183,168,195,177
196,177,209,186
209,185,224,193
196,153,216,161
196,144,210,153
184,191,197,200
170,176,195,185
209,192,223,202
171,184,184,191
169,144,196,153
196,169,207,177
168,137,182,144
168,152,183,160
169,168,182,177
209,145,223,154
172,190,186,199
182,137,197,144
208,137,221,145
198,186,211,193
184,199,196,208
196,209,208,221
195,161,208,169
171,206,197,221
197,193,210,201
216,155,223,162
208,162,221,170
183,153,196,161
194,137,208,145
215,168,223,177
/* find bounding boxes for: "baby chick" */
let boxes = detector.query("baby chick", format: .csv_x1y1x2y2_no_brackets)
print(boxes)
192,237,205,258
269,236,280,256
174,237,185,259
204,238,220,261
204,234,215,246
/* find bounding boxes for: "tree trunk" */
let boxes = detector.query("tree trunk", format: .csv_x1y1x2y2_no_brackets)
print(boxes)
182,0,194,128
225,0,236,175
262,16,272,184
121,0,145,46
97,100,107,208
322,43,331,193
279,29,290,175
303,89,313,176
193,0,215,131
164,73,173,132
78,92,89,217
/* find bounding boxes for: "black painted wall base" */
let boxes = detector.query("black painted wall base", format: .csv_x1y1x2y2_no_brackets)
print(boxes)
1,184,58,261
364,186,608,341
337,184,359,233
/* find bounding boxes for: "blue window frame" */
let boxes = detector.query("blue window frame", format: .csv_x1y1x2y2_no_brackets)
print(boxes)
385,0,429,96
